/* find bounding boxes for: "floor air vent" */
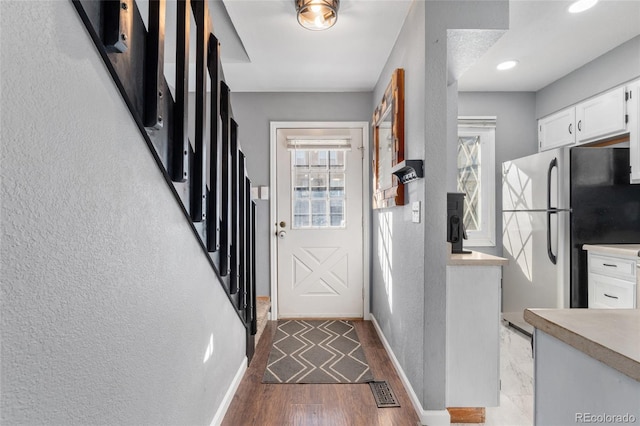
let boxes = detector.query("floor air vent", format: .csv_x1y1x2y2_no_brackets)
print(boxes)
369,381,401,408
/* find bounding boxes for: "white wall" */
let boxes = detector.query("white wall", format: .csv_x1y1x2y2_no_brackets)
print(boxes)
0,2,244,423
230,92,372,296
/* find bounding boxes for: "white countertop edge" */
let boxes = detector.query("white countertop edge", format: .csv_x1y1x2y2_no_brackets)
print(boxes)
524,308,640,382
447,250,508,266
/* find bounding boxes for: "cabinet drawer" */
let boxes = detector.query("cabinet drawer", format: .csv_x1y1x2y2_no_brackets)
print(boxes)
588,254,636,281
588,273,636,308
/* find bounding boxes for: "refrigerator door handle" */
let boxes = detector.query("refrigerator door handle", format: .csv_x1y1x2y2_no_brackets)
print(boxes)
547,157,558,211
547,210,557,265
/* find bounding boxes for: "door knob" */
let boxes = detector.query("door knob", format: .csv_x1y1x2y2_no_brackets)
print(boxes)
278,230,287,239
279,221,286,228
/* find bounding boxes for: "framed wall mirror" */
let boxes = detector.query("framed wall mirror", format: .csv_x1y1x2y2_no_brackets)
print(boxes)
373,68,405,208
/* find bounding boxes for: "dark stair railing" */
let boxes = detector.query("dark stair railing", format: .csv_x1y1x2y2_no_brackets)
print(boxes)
72,0,257,362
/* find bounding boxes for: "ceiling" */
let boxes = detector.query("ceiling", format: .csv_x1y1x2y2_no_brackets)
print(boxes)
458,0,640,91
211,0,640,93
217,0,413,92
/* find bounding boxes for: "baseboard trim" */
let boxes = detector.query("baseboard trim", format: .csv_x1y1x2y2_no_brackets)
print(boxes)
370,314,451,426
210,357,247,426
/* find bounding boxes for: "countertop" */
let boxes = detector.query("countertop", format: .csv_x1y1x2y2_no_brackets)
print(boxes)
524,308,640,381
447,250,508,266
582,244,640,258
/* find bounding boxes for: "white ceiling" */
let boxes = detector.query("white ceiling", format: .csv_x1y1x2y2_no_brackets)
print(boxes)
212,0,640,93
458,0,640,91
218,0,413,92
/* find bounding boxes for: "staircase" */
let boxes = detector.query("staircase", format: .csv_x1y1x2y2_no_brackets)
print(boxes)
72,0,258,362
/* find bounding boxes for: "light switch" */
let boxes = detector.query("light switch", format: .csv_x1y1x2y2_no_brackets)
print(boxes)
412,201,421,223
250,187,259,200
259,186,269,200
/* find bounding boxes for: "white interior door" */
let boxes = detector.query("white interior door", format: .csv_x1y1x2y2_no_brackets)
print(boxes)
276,127,364,318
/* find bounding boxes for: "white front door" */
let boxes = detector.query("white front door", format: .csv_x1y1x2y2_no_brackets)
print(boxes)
275,127,364,318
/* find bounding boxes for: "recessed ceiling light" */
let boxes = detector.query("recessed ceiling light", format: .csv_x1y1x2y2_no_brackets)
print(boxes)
568,0,598,14
497,60,519,71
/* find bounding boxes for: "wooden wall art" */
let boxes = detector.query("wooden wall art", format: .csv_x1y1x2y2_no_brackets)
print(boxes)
372,68,405,208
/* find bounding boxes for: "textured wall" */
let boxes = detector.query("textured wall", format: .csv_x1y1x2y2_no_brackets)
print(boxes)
371,0,508,412
370,0,427,405
536,35,640,118
0,2,245,424
458,92,538,256
229,92,372,296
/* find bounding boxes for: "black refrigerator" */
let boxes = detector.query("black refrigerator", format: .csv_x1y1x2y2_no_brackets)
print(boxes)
570,147,640,307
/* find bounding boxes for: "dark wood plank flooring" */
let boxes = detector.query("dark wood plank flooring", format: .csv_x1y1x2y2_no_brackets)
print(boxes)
222,320,421,426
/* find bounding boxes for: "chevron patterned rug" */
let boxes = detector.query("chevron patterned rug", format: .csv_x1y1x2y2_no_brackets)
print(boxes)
262,320,375,384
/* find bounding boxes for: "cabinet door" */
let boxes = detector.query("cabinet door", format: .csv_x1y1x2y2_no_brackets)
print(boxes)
628,80,640,184
538,108,575,151
446,265,501,407
576,87,627,144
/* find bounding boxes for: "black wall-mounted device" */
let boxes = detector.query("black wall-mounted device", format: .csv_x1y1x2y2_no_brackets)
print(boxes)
447,192,470,254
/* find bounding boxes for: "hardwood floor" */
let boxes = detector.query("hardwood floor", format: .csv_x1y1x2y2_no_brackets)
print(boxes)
223,320,421,426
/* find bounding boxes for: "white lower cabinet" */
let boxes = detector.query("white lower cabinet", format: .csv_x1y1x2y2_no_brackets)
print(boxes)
446,265,501,407
533,328,640,425
587,252,637,308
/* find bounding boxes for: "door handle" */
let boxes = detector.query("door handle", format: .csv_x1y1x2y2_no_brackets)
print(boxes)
547,157,557,211
604,293,619,300
278,230,286,239
547,210,557,265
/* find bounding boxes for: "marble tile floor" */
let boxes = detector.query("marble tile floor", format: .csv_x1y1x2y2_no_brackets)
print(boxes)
453,322,534,426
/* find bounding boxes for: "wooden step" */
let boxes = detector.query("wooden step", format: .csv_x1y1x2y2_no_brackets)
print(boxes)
255,296,270,347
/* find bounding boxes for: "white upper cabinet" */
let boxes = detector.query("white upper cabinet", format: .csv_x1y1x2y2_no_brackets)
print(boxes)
538,107,575,151
629,80,640,184
538,84,631,153
576,87,627,144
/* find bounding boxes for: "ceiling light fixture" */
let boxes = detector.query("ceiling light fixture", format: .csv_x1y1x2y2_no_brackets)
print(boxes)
568,0,598,14
296,0,340,31
497,60,519,71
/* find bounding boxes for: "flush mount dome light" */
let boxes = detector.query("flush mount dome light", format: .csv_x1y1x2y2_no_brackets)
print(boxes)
296,0,340,31
497,60,519,71
568,0,598,13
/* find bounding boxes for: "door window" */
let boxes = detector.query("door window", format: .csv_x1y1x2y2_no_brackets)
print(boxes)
291,148,347,229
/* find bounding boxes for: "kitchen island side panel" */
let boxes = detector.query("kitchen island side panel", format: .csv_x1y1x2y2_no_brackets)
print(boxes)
534,330,640,425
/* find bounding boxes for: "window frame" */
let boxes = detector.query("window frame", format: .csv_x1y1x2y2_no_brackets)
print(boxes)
457,117,496,247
